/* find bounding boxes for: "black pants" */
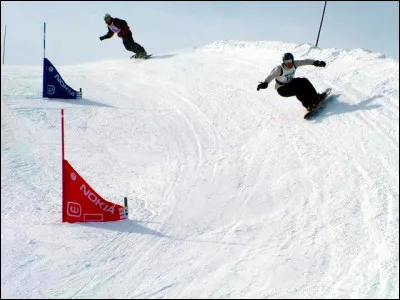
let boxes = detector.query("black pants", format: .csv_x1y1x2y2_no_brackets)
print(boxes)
277,78,318,108
122,31,146,54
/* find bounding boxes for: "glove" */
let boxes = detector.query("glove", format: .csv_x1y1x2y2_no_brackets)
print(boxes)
99,36,105,41
313,60,326,67
257,81,268,91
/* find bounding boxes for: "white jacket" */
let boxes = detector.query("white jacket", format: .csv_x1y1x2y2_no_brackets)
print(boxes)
264,59,316,89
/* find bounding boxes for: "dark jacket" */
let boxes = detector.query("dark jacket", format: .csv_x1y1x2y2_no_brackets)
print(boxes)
101,17,131,39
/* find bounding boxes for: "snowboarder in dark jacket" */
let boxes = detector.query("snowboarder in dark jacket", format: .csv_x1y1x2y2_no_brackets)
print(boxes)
99,13,147,59
257,52,327,111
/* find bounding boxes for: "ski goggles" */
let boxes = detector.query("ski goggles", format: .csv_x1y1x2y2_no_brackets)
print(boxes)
283,59,293,67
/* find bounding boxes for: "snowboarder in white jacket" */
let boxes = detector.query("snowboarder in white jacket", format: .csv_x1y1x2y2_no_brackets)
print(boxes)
257,53,327,111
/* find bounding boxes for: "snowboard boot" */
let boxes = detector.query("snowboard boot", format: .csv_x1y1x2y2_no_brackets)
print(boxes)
307,92,327,111
306,98,322,111
306,104,317,112
318,92,327,101
136,52,147,58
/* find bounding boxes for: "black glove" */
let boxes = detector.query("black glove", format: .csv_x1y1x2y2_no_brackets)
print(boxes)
313,60,326,67
257,81,268,91
99,36,105,41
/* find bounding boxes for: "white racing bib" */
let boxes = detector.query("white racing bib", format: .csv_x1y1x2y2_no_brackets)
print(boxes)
108,23,122,34
276,65,296,84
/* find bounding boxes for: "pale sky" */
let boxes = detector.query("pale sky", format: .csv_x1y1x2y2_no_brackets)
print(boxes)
1,1,399,65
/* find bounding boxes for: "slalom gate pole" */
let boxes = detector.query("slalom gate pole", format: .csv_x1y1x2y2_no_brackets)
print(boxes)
61,109,65,222
42,22,46,97
2,25,6,64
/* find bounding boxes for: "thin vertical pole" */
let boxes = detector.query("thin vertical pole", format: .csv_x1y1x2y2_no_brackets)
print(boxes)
315,1,327,47
61,109,65,222
61,109,65,161
2,25,6,64
43,23,46,98
43,22,46,59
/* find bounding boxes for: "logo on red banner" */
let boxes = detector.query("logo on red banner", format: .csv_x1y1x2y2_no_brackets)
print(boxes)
62,159,127,223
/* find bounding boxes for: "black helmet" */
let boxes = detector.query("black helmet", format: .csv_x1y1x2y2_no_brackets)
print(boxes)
282,52,294,62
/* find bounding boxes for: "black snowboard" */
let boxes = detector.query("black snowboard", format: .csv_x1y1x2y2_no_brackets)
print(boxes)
304,88,332,119
130,54,153,60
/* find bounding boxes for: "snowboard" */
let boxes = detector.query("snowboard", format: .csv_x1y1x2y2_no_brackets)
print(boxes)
130,54,153,60
304,88,332,119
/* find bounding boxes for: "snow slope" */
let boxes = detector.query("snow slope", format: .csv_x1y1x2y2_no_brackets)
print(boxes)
1,40,399,299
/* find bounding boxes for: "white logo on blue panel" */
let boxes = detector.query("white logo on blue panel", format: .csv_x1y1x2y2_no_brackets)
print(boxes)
47,85,55,95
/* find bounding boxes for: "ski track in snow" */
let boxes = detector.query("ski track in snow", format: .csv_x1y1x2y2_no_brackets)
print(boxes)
1,41,399,299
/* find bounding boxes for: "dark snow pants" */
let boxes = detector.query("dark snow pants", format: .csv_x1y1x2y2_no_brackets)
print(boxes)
122,31,146,54
277,78,319,108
